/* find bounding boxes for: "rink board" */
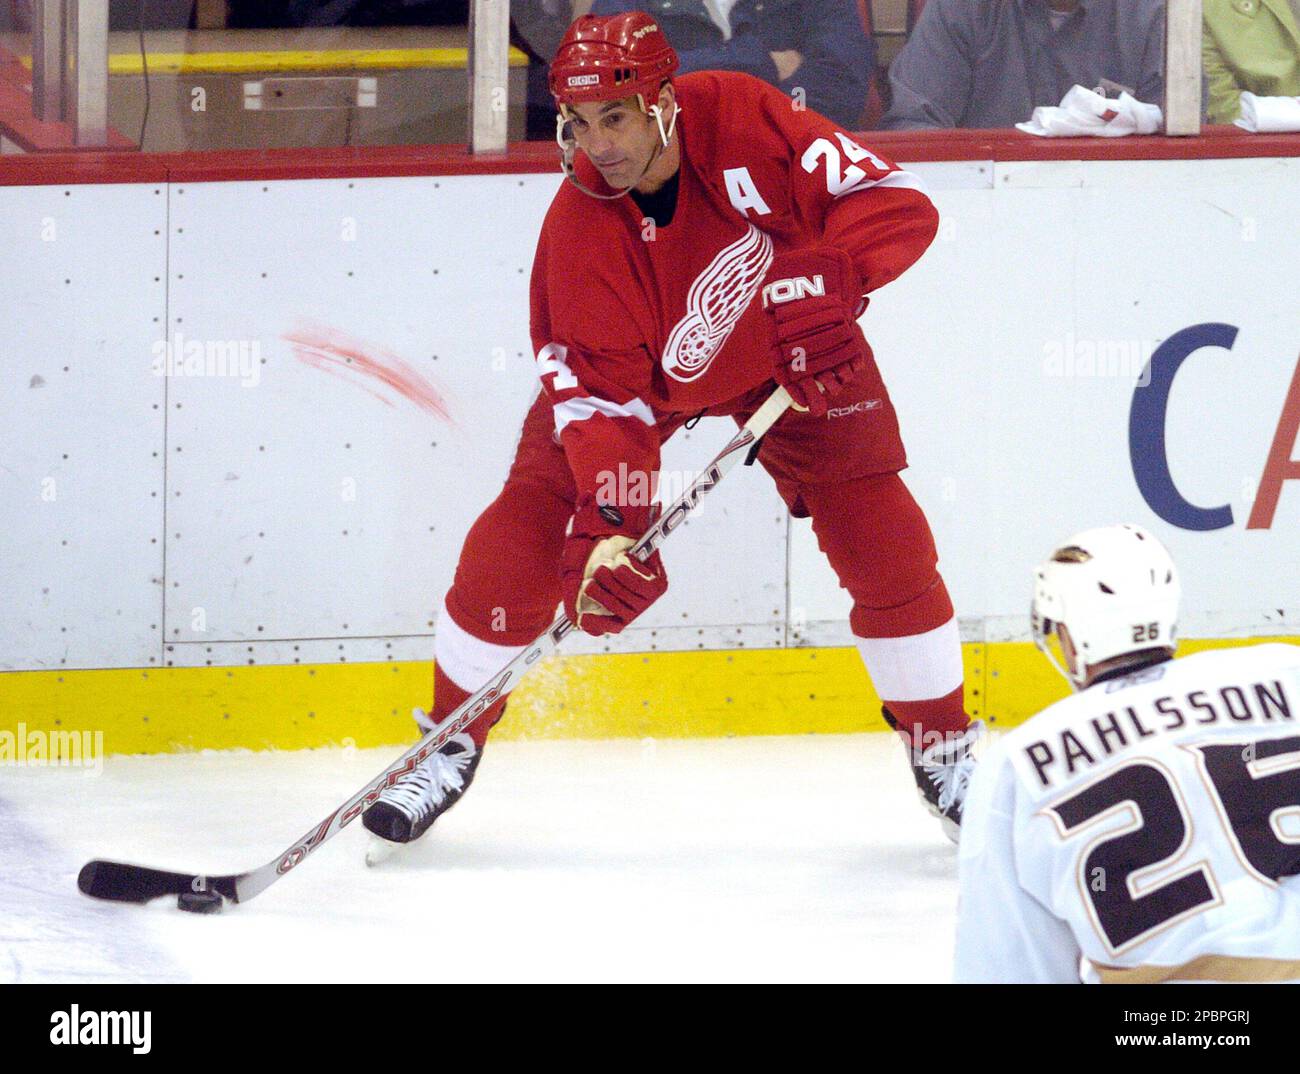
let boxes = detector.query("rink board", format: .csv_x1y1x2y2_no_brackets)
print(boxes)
2,153,1299,750
3,637,1297,755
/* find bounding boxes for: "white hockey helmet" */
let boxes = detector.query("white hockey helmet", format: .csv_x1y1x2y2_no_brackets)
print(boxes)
1031,524,1180,689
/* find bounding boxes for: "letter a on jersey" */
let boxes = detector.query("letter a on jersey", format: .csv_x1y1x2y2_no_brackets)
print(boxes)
723,168,772,218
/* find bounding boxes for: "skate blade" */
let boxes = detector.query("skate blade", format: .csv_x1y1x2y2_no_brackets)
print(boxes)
364,835,406,867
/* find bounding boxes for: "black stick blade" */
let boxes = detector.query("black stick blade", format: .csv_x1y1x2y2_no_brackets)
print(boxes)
78,860,236,903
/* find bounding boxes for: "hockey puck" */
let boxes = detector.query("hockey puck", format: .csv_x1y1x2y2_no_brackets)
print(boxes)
177,888,223,914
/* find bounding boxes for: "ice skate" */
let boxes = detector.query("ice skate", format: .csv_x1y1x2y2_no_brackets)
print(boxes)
882,709,982,844
362,715,481,860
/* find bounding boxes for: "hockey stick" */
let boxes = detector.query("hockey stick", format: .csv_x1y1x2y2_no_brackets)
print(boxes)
77,385,795,906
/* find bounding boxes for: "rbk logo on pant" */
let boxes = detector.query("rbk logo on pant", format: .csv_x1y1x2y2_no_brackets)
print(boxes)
827,399,882,418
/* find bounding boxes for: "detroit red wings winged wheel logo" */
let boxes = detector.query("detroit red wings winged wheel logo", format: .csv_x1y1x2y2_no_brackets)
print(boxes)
662,225,773,383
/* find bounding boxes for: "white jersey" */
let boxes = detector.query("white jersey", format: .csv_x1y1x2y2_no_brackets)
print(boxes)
954,644,1300,984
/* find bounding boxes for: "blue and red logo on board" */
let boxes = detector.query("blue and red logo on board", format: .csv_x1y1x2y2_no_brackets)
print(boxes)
1130,323,1300,532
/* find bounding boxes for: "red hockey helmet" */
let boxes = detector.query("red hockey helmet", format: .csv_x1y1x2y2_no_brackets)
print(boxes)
549,12,679,109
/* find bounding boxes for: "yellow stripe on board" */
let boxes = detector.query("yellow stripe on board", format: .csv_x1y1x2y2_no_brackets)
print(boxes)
15,48,530,76
0,638,1293,756
0,645,978,756
984,635,1300,726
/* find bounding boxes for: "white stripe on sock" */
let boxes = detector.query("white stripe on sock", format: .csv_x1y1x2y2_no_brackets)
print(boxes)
434,598,528,691
855,617,963,702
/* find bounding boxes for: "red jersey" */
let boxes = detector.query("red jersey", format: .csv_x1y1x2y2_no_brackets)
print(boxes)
530,70,938,500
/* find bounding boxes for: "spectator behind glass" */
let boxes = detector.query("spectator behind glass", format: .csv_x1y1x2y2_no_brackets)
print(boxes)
282,0,463,25
1204,0,1300,124
881,0,1169,129
587,0,877,129
514,1,598,139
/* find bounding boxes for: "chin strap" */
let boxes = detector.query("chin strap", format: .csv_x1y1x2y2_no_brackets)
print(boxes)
1034,632,1082,692
555,101,681,201
1032,619,1086,692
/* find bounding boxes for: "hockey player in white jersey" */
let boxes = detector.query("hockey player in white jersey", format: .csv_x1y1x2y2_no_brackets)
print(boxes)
954,524,1300,984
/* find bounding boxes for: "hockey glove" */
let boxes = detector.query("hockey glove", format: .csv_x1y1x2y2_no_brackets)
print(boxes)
761,246,871,418
561,494,667,637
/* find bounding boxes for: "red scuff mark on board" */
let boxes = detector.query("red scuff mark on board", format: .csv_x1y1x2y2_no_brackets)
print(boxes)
283,322,455,424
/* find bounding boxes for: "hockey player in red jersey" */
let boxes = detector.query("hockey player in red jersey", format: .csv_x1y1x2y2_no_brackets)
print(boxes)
363,11,980,851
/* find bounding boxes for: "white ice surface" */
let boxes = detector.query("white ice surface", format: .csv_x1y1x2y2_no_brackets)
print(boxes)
2,734,960,983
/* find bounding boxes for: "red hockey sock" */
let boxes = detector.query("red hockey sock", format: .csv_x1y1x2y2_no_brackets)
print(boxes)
431,661,508,749
854,608,971,750
883,685,970,751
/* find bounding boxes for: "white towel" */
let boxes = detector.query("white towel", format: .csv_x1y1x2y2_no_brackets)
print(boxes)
1234,92,1300,133
1016,85,1163,138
